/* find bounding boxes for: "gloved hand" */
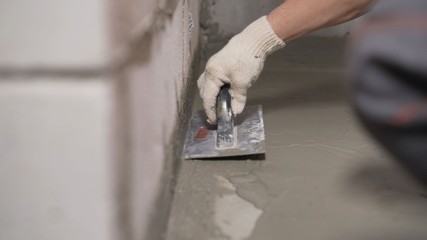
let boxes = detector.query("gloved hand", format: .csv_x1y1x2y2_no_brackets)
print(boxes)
197,16,285,124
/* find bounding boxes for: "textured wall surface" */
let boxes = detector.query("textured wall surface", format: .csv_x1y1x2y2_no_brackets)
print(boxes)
0,0,199,239
117,0,200,239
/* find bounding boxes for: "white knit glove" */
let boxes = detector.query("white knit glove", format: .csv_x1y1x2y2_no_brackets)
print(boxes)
197,16,285,124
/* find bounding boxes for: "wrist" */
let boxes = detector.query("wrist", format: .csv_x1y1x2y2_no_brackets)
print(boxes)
233,16,286,59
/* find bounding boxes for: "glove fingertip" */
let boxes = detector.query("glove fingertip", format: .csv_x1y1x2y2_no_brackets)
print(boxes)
231,100,245,115
206,110,216,125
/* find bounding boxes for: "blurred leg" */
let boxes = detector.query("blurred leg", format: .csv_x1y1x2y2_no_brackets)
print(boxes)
348,0,427,184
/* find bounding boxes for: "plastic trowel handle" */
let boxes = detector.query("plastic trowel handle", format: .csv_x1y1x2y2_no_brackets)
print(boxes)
216,85,234,148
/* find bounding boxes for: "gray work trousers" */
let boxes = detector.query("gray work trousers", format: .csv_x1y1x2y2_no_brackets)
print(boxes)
348,0,427,183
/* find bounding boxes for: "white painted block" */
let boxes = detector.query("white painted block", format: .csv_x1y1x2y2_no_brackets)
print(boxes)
0,0,108,68
0,78,115,240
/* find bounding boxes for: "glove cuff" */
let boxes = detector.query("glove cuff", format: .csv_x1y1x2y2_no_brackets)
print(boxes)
235,16,286,59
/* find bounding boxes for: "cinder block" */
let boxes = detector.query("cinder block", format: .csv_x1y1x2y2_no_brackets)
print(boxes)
0,0,201,239
123,4,184,236
0,78,116,240
0,0,108,68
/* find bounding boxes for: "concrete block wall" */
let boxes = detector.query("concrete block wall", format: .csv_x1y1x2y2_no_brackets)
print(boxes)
0,0,199,239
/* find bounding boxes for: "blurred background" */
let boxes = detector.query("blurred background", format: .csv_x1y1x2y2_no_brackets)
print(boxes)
1,0,426,240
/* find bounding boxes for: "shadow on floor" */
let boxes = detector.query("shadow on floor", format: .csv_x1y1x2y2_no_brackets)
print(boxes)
190,153,266,161
335,230,427,240
342,159,427,210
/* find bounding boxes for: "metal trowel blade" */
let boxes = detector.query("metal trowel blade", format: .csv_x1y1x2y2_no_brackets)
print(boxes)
182,105,266,159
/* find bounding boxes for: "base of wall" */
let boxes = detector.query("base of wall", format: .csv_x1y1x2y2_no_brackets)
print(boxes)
145,46,202,240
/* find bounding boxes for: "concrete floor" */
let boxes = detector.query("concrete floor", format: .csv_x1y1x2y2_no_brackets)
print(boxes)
166,38,427,240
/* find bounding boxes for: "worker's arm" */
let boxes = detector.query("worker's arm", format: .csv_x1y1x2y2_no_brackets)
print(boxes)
268,0,372,41
198,0,374,123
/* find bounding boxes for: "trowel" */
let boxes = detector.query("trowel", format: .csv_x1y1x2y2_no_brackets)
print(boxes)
182,85,266,159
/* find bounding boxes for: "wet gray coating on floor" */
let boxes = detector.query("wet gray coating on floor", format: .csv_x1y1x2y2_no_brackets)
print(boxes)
166,38,427,240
